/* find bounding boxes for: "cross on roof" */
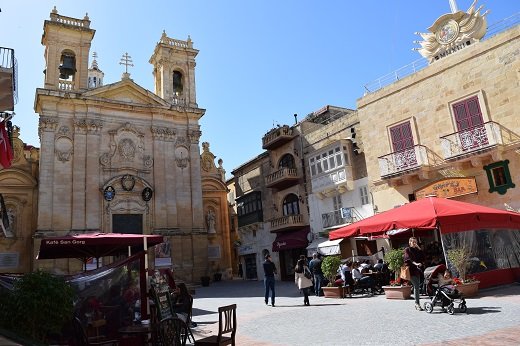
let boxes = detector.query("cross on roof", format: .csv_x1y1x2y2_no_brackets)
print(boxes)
119,52,134,73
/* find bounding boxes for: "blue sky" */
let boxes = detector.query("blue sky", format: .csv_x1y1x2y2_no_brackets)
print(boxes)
2,1,519,178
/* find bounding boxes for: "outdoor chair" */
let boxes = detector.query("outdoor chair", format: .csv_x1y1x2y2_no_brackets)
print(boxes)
72,316,119,346
158,316,187,346
194,304,236,346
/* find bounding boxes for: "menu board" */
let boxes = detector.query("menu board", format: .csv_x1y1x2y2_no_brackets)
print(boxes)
153,289,173,320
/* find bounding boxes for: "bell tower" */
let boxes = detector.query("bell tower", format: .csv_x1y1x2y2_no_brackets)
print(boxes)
41,7,96,91
149,31,199,107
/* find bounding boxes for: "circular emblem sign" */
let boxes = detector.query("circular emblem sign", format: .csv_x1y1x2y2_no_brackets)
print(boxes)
436,19,459,44
142,187,153,202
103,186,115,201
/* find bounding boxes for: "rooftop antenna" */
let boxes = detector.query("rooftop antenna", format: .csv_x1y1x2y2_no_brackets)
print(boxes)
449,0,458,13
294,113,298,125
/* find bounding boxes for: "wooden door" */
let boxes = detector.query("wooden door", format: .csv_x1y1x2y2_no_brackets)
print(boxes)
453,96,488,150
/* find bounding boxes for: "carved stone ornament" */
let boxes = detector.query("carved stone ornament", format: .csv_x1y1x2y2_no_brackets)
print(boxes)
54,136,74,162
103,186,116,201
142,187,153,201
121,174,136,191
414,0,488,63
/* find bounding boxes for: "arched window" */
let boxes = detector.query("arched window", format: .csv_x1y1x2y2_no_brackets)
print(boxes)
283,194,300,216
173,71,183,94
278,154,295,169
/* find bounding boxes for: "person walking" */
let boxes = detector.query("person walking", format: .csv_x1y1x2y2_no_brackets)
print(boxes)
309,253,324,296
294,258,313,306
404,236,425,310
263,254,277,307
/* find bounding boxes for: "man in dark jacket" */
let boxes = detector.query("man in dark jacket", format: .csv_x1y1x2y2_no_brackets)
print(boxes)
263,254,277,306
309,253,324,296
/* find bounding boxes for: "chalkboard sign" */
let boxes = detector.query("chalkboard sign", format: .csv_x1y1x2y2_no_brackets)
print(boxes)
151,287,173,320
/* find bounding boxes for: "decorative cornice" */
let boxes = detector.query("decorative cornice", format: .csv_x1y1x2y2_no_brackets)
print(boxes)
151,126,176,141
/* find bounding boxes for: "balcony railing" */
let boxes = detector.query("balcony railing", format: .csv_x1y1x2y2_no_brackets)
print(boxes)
363,13,520,94
378,145,438,178
265,167,299,189
262,125,294,150
0,47,17,111
58,80,75,91
440,121,504,159
270,214,305,232
322,209,353,229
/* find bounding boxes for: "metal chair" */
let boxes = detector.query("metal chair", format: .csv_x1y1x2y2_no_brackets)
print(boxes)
194,304,236,346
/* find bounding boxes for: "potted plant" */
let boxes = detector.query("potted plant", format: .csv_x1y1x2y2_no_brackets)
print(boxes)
447,246,480,297
382,248,412,299
321,255,344,298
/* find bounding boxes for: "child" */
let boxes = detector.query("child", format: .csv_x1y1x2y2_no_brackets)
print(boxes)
437,270,456,312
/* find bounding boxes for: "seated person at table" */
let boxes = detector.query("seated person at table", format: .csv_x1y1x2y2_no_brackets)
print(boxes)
359,260,372,273
171,283,192,323
351,262,375,292
340,261,353,287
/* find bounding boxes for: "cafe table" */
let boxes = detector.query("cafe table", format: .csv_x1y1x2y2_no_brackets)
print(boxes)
118,322,152,346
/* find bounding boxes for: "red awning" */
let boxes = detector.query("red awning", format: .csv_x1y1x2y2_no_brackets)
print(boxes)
272,227,309,252
329,197,520,240
37,232,165,260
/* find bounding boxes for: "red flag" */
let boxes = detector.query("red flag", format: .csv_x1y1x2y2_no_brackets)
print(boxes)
0,121,13,169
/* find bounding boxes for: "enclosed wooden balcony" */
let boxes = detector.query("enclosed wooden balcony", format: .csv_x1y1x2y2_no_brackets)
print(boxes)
378,145,440,180
262,125,294,150
270,214,306,232
0,47,17,112
265,167,300,189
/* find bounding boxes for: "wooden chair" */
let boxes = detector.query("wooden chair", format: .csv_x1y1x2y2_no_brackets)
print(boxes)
158,316,187,346
194,304,236,346
72,316,119,346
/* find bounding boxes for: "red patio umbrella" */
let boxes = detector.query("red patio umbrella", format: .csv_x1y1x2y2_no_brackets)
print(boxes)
329,197,520,240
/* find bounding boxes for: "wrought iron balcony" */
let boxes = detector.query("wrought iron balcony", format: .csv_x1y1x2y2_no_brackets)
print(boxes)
440,121,506,160
0,47,17,112
265,167,299,189
262,125,294,150
322,208,354,229
378,145,438,178
270,214,305,232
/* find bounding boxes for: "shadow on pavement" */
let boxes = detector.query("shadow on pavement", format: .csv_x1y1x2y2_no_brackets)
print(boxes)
465,306,502,314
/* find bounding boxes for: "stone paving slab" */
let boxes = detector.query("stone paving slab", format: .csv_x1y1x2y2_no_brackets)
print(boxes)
190,280,520,346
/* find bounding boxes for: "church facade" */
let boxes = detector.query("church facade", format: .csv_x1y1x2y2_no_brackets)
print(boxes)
29,8,231,281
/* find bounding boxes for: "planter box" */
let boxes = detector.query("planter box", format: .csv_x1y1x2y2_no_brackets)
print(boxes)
382,285,412,299
455,281,479,297
322,286,344,298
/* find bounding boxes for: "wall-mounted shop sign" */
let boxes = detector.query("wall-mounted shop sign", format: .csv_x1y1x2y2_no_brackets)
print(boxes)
415,177,478,200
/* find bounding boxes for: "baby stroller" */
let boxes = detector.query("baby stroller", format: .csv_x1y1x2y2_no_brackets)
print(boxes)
422,264,467,315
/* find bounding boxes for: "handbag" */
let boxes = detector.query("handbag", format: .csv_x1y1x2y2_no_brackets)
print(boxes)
304,267,312,280
400,265,411,281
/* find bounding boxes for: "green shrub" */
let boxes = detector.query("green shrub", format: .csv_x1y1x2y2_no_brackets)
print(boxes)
384,248,405,280
321,255,342,286
8,271,75,342
447,247,471,281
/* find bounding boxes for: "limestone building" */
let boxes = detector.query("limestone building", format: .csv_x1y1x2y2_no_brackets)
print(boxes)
357,2,520,250
32,8,231,282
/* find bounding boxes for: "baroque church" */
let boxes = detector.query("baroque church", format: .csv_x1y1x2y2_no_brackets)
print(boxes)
0,7,231,282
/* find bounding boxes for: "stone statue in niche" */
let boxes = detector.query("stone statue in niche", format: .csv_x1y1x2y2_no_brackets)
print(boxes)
207,209,216,234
